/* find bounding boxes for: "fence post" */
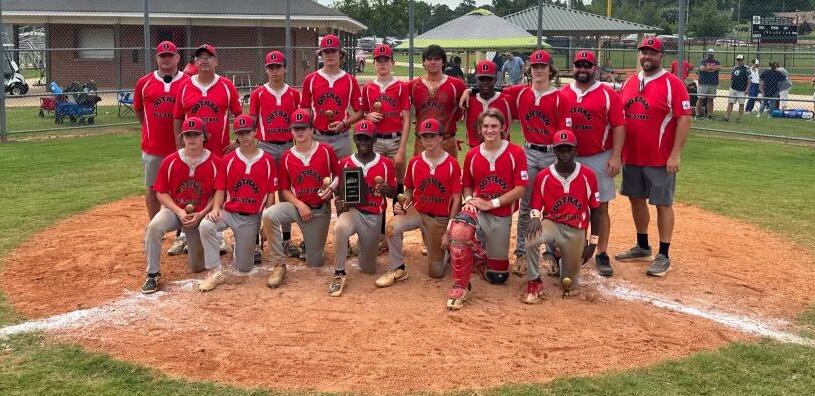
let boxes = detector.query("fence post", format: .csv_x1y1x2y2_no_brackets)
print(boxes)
537,0,543,50
675,0,687,79
285,0,292,85
408,0,414,80
0,0,7,143
143,0,150,73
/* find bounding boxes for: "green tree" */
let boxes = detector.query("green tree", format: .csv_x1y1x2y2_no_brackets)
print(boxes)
688,1,733,38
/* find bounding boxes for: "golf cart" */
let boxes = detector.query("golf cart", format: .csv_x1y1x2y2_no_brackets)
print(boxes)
2,52,29,95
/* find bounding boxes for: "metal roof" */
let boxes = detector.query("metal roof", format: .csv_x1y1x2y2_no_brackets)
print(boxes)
504,4,660,36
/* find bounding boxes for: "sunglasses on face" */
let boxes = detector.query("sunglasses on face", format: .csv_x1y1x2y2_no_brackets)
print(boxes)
574,62,594,69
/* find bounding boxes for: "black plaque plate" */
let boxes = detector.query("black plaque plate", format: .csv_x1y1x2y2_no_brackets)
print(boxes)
341,167,366,206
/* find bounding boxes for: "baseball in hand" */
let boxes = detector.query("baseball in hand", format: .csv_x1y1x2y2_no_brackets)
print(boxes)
396,193,406,204
185,203,195,214
323,177,332,187
325,109,335,121
373,101,382,112
373,176,385,196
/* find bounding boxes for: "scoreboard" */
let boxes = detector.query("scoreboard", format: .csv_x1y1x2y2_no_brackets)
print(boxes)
752,16,798,44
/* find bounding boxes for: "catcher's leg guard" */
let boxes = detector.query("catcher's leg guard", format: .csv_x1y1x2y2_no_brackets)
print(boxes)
484,258,510,285
449,241,474,290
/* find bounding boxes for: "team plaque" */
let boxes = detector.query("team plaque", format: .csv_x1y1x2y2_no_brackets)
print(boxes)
341,167,365,206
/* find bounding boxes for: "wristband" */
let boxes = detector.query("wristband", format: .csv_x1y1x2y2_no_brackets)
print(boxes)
589,234,599,244
491,198,501,208
530,209,542,219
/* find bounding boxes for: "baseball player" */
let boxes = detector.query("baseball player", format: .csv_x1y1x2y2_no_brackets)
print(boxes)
462,60,513,148
197,115,278,292
558,50,625,277
328,120,397,297
301,34,363,158
378,118,462,287
141,117,220,294
617,37,692,277
262,109,340,288
409,44,467,158
448,109,528,310
248,50,302,259
525,129,600,302
134,41,189,220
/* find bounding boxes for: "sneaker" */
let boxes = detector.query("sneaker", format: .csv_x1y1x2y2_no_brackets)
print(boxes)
614,245,653,262
141,273,160,294
266,265,287,288
523,278,544,304
595,254,613,277
446,285,470,310
421,246,427,256
198,269,227,292
646,254,671,277
167,236,187,256
327,273,347,297
542,252,559,277
282,240,302,258
375,267,408,287
298,241,306,261
218,237,228,255
511,255,527,276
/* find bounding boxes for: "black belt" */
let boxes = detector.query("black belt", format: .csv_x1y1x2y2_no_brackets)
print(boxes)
308,203,326,210
376,133,401,139
261,140,291,145
527,143,552,152
236,211,255,216
315,129,348,136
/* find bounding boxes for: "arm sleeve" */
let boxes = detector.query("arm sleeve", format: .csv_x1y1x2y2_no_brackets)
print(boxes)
278,156,291,191
248,89,259,117
133,78,145,111
400,82,411,111
671,77,692,117
404,159,415,190
512,148,529,187
361,84,370,113
449,160,462,194
292,88,301,108
461,151,474,189
173,85,186,119
267,157,278,193
608,89,625,127
228,82,242,116
300,75,312,109
215,159,228,190
529,172,544,211
153,158,171,193
587,172,600,210
349,76,362,112
387,160,397,188
330,147,341,179
557,91,570,130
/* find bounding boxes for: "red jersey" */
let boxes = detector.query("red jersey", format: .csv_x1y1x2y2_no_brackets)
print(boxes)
278,142,341,207
153,149,221,213
559,82,625,157
462,142,529,217
248,83,300,143
503,84,560,145
173,75,242,156
134,71,189,157
464,92,513,147
404,152,462,217
339,153,396,215
530,163,600,230
670,60,693,80
409,75,467,135
620,70,692,166
216,150,278,214
362,79,410,135
301,70,362,132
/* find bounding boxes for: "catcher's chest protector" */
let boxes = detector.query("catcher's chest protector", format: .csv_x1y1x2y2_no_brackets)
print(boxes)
447,209,485,289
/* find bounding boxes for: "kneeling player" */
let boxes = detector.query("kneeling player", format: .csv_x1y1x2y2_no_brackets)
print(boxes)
378,118,461,287
141,117,220,293
328,120,397,296
525,130,600,302
198,115,278,292
448,109,528,310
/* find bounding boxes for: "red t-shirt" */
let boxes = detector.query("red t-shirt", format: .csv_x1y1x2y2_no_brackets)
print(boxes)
620,70,692,166
559,82,625,157
670,60,693,80
464,92,513,147
462,141,529,217
216,150,278,214
134,71,189,157
278,142,341,207
153,149,221,213
503,84,560,145
362,79,410,135
248,83,300,143
404,152,462,217
301,70,362,132
530,163,600,230
339,153,396,215
173,75,243,156
409,75,467,136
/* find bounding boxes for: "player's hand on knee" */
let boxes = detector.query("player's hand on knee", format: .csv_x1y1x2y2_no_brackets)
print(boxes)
393,202,406,216
296,202,313,222
206,209,221,222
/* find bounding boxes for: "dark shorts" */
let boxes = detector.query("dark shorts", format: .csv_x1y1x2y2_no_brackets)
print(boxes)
620,165,675,206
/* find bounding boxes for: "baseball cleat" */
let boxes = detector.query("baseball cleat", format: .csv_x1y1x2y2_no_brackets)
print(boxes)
511,255,527,276
523,278,544,304
199,269,227,292
253,247,263,264
614,245,653,262
282,240,302,258
446,285,470,310
141,273,160,294
266,265,287,288
167,236,187,256
375,267,408,287
327,273,347,297
377,235,389,255
646,254,671,277
542,252,559,277
595,254,613,277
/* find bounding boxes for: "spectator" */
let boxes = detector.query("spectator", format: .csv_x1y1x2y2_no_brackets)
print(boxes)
670,58,694,81
492,52,505,85
777,65,791,109
696,48,720,119
443,56,465,81
599,57,616,82
500,51,525,85
758,61,785,117
745,59,761,113
724,54,750,121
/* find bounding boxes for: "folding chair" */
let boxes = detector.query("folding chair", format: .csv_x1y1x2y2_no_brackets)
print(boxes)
117,91,134,118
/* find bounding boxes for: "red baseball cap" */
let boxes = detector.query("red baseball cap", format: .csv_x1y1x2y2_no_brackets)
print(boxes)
475,60,497,78
417,118,442,135
181,117,206,134
552,129,577,147
233,114,255,133
290,109,312,129
354,120,376,137
195,44,217,57
573,50,596,65
373,44,393,59
265,50,285,66
318,34,343,54
156,41,178,56
638,37,663,53
529,50,552,65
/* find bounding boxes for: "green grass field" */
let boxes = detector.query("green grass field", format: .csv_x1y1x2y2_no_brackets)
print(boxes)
0,130,813,394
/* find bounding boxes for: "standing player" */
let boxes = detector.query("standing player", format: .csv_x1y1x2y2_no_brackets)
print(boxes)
141,117,219,294
558,50,625,277
379,118,461,286
409,44,467,158
197,115,278,292
301,34,363,158
449,109,528,310
134,41,189,220
328,120,397,297
525,130,600,301
462,60,513,148
262,109,340,288
617,37,692,277
248,50,302,259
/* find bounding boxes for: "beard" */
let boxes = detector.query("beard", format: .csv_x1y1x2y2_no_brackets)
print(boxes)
640,59,658,72
575,71,592,83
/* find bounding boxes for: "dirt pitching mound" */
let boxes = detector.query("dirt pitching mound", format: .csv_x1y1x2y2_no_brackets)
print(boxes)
2,197,814,393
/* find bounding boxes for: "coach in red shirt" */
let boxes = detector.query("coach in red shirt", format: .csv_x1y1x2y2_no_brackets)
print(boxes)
134,41,189,220
616,38,692,277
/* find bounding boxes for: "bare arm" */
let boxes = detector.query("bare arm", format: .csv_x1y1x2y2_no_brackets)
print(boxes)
667,115,691,174
607,125,625,177
157,192,184,218
136,110,145,125
173,119,183,149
